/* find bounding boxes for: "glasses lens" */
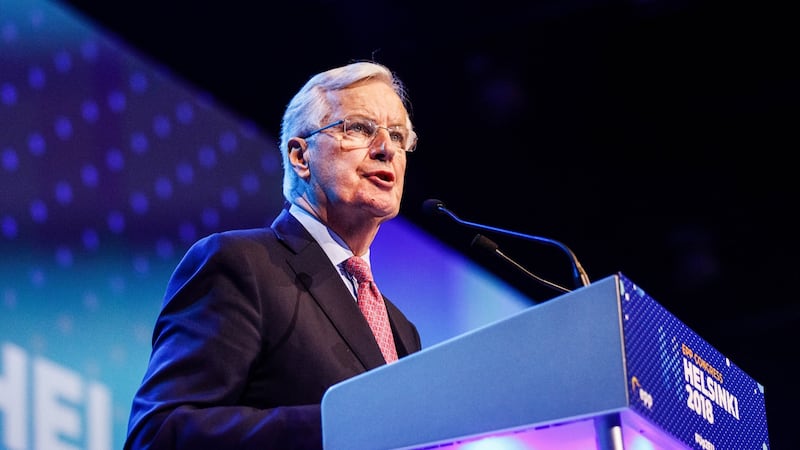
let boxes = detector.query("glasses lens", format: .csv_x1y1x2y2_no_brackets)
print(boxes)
343,117,414,152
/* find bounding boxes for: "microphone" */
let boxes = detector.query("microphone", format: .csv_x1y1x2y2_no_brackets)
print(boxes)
471,234,571,294
422,198,591,289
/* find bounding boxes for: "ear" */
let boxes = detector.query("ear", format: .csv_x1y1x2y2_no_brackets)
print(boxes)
288,138,310,177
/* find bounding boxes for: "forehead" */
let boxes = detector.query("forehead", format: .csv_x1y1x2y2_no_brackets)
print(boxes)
327,79,407,122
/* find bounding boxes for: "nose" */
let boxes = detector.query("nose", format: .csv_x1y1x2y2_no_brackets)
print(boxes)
369,128,396,160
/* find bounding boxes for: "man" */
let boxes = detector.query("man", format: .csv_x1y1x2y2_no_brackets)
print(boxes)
124,61,422,449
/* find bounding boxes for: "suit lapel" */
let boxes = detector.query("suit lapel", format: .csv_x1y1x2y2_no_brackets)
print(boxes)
272,209,388,370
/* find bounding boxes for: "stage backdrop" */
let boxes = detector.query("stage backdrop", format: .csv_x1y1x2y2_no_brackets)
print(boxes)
0,1,533,448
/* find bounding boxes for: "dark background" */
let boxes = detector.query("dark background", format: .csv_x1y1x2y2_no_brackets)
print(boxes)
55,0,798,447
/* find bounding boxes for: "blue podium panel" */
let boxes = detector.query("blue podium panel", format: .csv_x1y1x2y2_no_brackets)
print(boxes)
320,274,770,450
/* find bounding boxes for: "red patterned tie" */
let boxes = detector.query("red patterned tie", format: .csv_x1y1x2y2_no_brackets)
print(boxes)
344,256,398,363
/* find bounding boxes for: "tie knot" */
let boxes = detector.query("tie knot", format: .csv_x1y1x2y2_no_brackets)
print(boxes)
344,256,372,284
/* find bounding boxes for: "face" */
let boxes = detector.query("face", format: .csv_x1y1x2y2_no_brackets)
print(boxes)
295,79,409,227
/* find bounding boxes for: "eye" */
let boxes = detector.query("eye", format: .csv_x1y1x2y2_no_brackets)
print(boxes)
388,128,407,144
345,119,375,138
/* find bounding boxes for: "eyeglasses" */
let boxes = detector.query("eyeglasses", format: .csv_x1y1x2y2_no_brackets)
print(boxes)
302,115,417,153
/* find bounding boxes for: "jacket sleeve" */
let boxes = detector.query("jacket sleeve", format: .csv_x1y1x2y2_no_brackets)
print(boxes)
124,233,322,450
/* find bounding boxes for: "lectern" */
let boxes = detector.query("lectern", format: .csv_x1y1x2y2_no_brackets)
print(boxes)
321,273,769,449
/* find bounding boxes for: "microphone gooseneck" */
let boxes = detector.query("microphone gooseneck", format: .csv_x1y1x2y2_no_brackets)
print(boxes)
423,198,591,290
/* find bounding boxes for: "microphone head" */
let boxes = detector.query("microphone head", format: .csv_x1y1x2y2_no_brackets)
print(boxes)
422,198,446,216
471,233,499,253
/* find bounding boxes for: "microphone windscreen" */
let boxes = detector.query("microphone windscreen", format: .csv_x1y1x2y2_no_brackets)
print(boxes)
471,234,499,253
421,198,445,215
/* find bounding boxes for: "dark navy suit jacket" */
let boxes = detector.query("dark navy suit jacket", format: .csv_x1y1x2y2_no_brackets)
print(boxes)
124,206,422,449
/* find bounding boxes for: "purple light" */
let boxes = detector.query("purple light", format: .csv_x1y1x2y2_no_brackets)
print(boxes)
107,90,126,113
1,22,18,43
81,164,99,187
106,147,124,171
153,114,171,138
55,246,74,267
220,187,239,209
82,100,100,123
29,199,48,223
175,101,194,124
28,132,45,156
175,161,194,184
54,181,73,205
107,210,125,233
129,191,149,214
1,216,18,239
154,176,173,199
178,221,197,244
129,72,148,93
53,49,73,73
197,145,216,168
201,208,219,229
28,66,45,89
155,237,174,259
132,255,149,274
82,228,100,250
219,131,237,154
2,147,19,171
0,82,17,105
240,173,259,193
80,39,99,61
261,151,280,174
54,116,73,140
130,131,148,154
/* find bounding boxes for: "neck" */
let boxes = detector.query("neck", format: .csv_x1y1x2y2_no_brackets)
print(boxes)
293,196,380,256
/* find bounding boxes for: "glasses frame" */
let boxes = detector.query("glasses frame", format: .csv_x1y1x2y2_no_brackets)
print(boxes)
301,116,417,153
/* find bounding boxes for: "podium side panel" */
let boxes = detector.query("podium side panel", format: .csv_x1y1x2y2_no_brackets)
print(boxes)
618,274,770,449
